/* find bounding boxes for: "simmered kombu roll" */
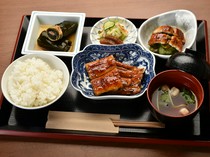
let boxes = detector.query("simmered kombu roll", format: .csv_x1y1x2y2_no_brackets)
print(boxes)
37,31,71,51
46,21,78,41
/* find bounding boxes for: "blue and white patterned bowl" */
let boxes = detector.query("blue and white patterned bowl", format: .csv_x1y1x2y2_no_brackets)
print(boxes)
70,43,156,100
90,16,137,44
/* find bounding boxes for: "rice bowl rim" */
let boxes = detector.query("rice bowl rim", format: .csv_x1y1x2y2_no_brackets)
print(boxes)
1,53,70,110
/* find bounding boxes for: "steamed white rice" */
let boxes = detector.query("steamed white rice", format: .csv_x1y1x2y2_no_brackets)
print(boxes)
8,57,63,107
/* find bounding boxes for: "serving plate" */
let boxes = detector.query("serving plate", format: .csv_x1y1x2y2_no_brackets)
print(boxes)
71,43,155,100
138,10,197,59
0,15,210,147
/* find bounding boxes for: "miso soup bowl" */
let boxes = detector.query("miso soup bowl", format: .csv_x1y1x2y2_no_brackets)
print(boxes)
147,70,204,124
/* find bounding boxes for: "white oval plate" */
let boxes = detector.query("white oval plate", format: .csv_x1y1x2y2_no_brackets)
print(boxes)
138,10,197,59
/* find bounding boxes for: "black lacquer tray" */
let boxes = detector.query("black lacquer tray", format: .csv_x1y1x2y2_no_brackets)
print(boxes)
0,15,210,146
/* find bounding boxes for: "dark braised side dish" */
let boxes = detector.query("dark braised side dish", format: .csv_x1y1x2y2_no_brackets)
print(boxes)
148,25,185,55
37,21,78,51
85,55,145,96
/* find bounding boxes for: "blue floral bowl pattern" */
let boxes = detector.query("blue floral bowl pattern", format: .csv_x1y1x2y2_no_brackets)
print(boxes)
71,43,156,100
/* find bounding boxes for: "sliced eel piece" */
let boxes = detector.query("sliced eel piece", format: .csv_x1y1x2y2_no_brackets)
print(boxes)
131,67,145,85
90,68,123,96
173,28,185,44
153,25,174,35
85,55,116,80
99,35,123,45
148,33,171,46
111,84,141,95
121,77,132,87
116,61,135,70
168,36,183,52
115,61,145,95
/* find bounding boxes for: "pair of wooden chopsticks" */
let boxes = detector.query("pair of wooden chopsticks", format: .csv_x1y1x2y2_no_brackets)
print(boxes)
111,119,165,128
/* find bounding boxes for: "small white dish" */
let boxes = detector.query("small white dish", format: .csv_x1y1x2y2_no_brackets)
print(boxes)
21,11,86,57
1,54,69,110
90,16,137,44
138,10,197,59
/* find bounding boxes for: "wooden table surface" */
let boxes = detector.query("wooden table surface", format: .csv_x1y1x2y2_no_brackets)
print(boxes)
1,0,210,156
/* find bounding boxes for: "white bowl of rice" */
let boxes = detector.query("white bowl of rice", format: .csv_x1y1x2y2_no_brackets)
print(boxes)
1,53,69,110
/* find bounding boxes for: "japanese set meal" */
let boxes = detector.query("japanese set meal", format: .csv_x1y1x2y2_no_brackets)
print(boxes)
151,85,197,117
2,10,203,125
2,8,210,148
7,57,64,107
148,25,185,55
37,21,78,52
85,55,145,96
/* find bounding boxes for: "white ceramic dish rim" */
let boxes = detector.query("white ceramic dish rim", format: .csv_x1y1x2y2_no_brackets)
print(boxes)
138,9,197,59
90,16,138,44
21,11,86,57
1,53,70,110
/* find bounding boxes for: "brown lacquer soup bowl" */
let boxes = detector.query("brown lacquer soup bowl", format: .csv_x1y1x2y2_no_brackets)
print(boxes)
147,70,204,124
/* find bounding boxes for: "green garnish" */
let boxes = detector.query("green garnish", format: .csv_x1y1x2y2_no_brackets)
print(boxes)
160,91,170,103
150,44,178,55
103,21,115,30
181,88,196,104
158,45,177,55
98,20,128,41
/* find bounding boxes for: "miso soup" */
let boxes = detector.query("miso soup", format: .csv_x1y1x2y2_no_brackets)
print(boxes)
151,85,198,117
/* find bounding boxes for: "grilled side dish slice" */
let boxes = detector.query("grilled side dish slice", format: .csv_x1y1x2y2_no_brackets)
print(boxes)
148,33,170,46
168,36,183,52
148,25,185,55
153,25,174,35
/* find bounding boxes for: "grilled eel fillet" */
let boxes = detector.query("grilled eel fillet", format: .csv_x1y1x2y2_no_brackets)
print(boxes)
85,55,145,96
85,55,116,80
113,61,145,95
90,68,123,96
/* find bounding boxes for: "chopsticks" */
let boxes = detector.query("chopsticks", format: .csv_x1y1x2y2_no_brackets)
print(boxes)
112,119,165,129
